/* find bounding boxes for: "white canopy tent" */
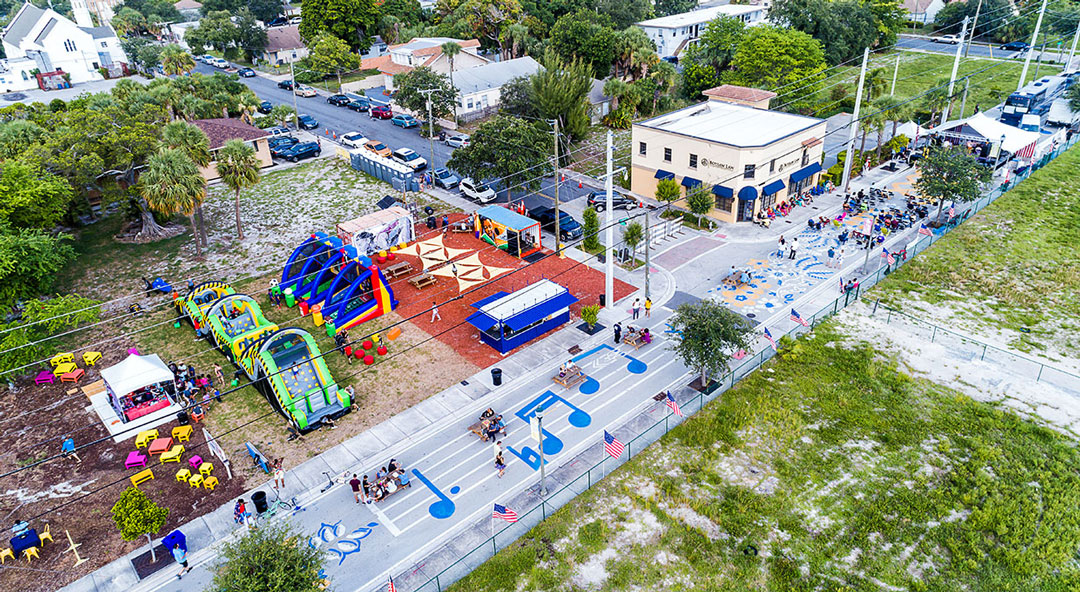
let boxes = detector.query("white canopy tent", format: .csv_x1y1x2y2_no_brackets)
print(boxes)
100,353,173,397
932,113,1039,155
896,121,930,143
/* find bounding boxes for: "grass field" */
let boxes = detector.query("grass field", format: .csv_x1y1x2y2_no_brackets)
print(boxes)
448,321,1080,591
871,144,1080,360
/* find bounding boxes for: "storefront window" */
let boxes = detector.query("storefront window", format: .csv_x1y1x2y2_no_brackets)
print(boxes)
743,164,755,179
761,192,777,211
689,154,697,169
714,196,734,212
664,147,672,162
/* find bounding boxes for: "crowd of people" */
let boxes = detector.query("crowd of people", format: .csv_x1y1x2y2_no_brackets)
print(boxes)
349,458,411,504
166,361,223,416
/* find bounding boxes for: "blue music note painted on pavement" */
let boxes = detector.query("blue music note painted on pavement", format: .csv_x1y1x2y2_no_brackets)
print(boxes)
411,469,459,519
507,391,592,471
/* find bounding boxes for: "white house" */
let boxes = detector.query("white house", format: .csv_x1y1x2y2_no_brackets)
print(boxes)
454,55,541,118
637,5,769,60
0,1,127,92
903,0,947,24
361,37,487,90
261,25,309,66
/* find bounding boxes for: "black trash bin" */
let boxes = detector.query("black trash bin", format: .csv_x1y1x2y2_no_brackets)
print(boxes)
599,293,606,307
252,490,269,514
491,368,502,386
426,215,436,229
176,411,189,426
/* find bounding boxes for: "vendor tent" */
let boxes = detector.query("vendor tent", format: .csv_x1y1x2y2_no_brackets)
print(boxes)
932,113,1039,156
895,121,929,143
101,353,173,397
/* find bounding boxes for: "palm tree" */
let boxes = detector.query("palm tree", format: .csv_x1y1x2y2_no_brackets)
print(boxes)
215,139,261,240
603,79,629,112
613,27,654,81
649,60,677,114
161,121,212,246
924,78,951,126
864,67,889,102
140,148,207,258
161,45,195,76
507,23,529,59
874,95,907,160
441,42,462,121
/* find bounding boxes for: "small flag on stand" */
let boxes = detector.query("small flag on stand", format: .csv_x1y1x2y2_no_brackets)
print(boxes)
493,503,519,523
388,576,396,592
763,327,777,351
603,430,624,458
665,391,683,418
918,224,932,236
790,309,809,327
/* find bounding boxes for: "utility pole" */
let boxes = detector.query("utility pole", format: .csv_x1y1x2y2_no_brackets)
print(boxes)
604,130,614,309
418,88,439,168
842,47,869,194
537,408,547,496
644,211,650,300
891,53,899,96
965,0,983,58
959,77,970,119
942,17,968,125
1034,36,1046,78
289,58,299,131
1018,0,1050,90
1068,19,1080,71
550,119,562,257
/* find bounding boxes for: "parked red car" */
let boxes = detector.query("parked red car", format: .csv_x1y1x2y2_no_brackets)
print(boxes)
370,105,393,119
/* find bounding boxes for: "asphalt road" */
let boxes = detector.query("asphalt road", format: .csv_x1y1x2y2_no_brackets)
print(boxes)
895,34,1063,61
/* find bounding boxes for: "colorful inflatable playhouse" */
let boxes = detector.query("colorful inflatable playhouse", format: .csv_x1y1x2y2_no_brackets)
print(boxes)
474,205,542,258
280,232,397,334
174,282,349,431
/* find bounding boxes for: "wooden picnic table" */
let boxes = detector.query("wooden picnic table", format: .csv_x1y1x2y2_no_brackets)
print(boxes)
372,471,411,501
467,417,506,441
623,333,646,349
384,261,413,279
409,274,437,289
451,222,473,233
722,271,750,287
552,366,586,388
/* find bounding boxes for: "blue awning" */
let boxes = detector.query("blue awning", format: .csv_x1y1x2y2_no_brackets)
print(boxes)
471,291,509,309
654,169,674,180
476,205,538,231
466,310,499,332
789,162,823,184
712,184,733,198
503,292,579,332
681,176,702,189
738,186,758,201
762,180,786,195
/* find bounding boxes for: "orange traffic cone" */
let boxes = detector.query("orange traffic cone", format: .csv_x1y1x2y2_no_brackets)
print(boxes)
578,181,583,188
325,129,330,136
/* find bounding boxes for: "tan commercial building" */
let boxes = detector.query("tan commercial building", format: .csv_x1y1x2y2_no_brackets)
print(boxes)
631,85,826,224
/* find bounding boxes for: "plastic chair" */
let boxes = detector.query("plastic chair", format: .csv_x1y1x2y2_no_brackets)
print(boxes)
203,476,219,491
0,548,13,564
176,468,192,483
198,462,213,477
188,474,204,488
40,524,53,545
22,547,38,562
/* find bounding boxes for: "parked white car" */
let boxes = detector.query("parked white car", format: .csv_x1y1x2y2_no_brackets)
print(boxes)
210,57,229,68
392,148,427,171
460,177,496,203
341,132,368,148
445,134,470,148
288,16,302,25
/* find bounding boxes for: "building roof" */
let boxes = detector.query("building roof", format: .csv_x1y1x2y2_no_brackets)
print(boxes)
191,118,269,150
902,0,935,13
33,17,56,45
81,25,116,39
389,37,480,54
636,100,825,148
264,25,304,53
360,54,414,75
637,5,765,29
3,3,47,47
702,84,776,103
588,78,610,105
173,0,202,9
454,56,540,95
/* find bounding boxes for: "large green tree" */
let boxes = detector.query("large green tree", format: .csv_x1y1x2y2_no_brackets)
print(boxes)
727,25,827,111
446,115,551,198
655,0,695,17
549,10,617,78
0,294,99,377
140,148,208,258
210,523,324,592
215,139,261,240
305,31,360,85
669,299,753,387
201,0,283,21
160,121,212,247
768,0,877,65
111,487,169,563
444,0,522,59
160,45,195,76
0,230,76,312
934,0,1011,38
300,0,380,51
185,9,267,59
679,16,745,98
0,162,73,230
612,26,656,81
915,145,992,223
498,75,540,118
531,51,592,144
394,67,457,120
0,120,44,159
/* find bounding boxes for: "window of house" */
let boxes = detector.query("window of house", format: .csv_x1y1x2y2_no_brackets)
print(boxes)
744,164,756,179
664,147,672,162
467,98,474,110
714,196,734,212
769,159,776,174
802,148,810,167
639,141,646,156
481,94,489,108
689,154,698,169
92,62,99,70
21,71,27,80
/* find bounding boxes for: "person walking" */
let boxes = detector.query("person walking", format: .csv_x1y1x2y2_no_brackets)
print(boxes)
362,475,371,504
349,474,363,503
777,235,786,258
836,248,845,269
430,301,441,323
644,297,652,318
213,364,224,386
173,544,191,580
826,247,835,269
493,440,505,460
632,298,641,320
788,238,798,260
273,459,286,489
494,451,507,478
613,322,622,345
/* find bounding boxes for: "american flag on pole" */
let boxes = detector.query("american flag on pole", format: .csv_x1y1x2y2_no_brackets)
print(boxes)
918,224,932,236
603,430,624,458
665,391,683,417
1016,141,1036,160
886,251,896,265
492,503,519,523
790,308,809,327
948,205,955,219
880,247,889,258
763,327,777,351
388,576,396,592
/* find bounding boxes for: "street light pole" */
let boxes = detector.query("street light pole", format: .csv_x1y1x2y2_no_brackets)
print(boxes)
289,58,299,131
418,88,440,168
537,407,547,496
1068,19,1080,71
604,130,614,308
965,0,983,58
941,16,969,124
549,119,562,257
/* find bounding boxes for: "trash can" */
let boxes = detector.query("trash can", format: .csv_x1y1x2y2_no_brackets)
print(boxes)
252,491,269,514
311,303,323,326
283,288,296,307
491,368,502,386
599,293,606,307
176,411,189,426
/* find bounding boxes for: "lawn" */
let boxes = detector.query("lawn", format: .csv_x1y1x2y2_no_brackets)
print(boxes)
870,143,1080,360
448,320,1080,591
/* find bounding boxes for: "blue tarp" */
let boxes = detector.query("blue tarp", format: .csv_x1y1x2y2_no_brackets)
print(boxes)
763,180,786,195
738,186,758,201
681,176,702,189
712,184,733,198
789,162,823,184
476,205,538,231
471,291,510,309
503,292,578,332
654,169,675,180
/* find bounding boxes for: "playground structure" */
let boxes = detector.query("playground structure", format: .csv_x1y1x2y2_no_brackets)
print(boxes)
175,281,349,432
280,232,398,334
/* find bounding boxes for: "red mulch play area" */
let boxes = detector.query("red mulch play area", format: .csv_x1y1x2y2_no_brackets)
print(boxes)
376,212,635,368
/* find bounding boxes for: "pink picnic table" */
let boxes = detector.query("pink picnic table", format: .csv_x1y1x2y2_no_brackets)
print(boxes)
125,451,147,469
35,370,55,386
148,437,173,456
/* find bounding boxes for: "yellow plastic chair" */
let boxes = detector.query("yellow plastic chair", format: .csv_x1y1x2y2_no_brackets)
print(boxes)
188,474,204,488
135,429,159,449
172,425,193,443
198,462,213,477
82,351,102,366
0,548,13,564
176,468,192,483
39,524,53,545
23,547,39,562
203,476,219,491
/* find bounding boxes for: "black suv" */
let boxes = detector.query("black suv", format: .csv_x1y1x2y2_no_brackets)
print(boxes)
297,114,319,130
586,191,637,212
281,142,321,162
277,79,295,90
346,98,370,111
327,94,351,106
257,100,272,114
529,205,583,241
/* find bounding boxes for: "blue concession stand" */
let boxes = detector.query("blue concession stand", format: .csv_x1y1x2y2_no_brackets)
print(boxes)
466,280,578,354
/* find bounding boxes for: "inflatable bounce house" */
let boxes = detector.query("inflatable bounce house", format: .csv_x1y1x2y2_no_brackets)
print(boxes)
280,231,398,334
175,282,349,431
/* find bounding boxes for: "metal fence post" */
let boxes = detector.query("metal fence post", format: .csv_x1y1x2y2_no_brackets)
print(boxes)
1037,365,1044,382
437,575,442,592
931,326,937,342
492,536,497,555
981,344,987,360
